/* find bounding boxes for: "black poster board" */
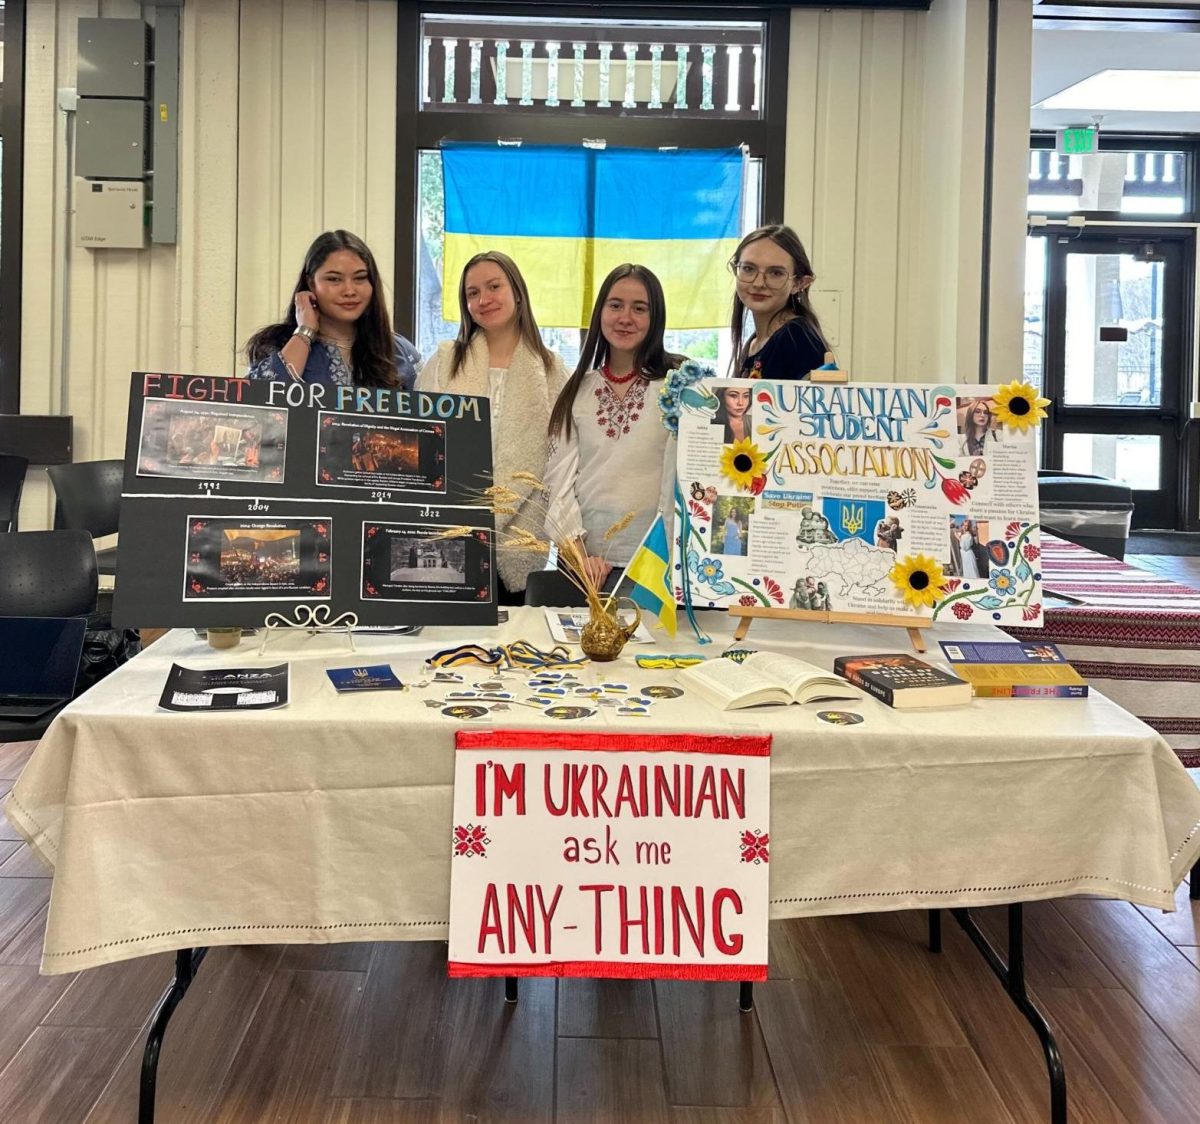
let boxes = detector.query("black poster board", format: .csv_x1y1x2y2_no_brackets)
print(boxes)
113,373,497,628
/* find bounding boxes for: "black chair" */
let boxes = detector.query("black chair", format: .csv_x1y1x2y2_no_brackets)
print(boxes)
0,454,28,532
0,530,99,742
524,569,588,607
46,459,123,576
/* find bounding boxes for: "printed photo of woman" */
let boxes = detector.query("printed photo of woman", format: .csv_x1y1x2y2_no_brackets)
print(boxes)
956,397,1001,457
712,385,753,443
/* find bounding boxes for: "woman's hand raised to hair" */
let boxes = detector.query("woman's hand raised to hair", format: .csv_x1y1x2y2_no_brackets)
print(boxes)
294,291,320,331
583,555,612,590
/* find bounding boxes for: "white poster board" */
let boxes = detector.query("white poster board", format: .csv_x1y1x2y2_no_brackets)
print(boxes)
673,380,1045,626
448,729,771,981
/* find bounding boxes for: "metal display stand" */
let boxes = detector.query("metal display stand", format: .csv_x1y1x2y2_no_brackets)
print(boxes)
257,604,359,655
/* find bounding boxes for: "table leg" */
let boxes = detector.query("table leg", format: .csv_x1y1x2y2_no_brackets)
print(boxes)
504,975,519,1004
1190,858,1199,900
139,947,208,1124
738,981,754,1012
948,905,1066,1124
927,908,942,953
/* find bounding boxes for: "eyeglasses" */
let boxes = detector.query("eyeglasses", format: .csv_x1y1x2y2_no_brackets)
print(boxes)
729,261,794,288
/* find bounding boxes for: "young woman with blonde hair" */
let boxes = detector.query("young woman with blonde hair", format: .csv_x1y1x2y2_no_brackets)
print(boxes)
417,251,568,599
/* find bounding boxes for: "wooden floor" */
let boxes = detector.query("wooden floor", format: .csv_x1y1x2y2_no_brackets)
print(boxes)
1,554,1198,1123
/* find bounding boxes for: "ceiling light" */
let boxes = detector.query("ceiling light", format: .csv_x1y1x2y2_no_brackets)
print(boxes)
1037,70,1200,112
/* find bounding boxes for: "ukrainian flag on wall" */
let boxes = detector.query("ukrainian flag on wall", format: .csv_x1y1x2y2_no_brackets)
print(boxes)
441,142,744,329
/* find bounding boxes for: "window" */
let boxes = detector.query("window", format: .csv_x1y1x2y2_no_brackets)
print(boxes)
1027,140,1195,219
395,4,790,357
415,147,762,368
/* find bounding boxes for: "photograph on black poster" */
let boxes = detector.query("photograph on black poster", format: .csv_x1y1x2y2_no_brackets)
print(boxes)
138,399,287,482
360,522,492,603
183,516,332,601
316,413,446,492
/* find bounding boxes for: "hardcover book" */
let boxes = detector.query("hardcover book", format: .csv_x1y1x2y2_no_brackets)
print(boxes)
832,653,971,709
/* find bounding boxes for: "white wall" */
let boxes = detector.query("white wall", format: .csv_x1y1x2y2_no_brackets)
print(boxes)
787,0,1031,384
18,0,1032,529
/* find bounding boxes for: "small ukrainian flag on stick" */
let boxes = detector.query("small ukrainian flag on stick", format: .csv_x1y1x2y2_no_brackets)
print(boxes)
615,513,677,637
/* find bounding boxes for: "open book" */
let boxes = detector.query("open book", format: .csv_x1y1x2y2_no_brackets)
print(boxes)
679,651,860,711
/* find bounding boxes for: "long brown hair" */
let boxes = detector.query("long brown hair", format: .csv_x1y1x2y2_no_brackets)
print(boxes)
244,230,399,388
728,223,827,374
549,264,683,440
448,251,554,379
963,398,995,442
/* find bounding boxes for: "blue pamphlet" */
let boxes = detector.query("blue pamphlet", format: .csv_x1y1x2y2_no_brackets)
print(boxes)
326,664,404,692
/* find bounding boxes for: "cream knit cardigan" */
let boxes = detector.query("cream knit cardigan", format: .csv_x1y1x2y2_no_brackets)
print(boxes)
418,334,568,592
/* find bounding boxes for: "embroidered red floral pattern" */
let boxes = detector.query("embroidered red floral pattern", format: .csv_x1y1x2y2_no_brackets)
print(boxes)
594,377,647,439
740,829,770,864
453,824,490,857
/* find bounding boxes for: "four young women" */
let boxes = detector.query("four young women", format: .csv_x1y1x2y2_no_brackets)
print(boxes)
245,222,839,599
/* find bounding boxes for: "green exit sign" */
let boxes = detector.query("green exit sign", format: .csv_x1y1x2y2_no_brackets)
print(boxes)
1056,127,1097,155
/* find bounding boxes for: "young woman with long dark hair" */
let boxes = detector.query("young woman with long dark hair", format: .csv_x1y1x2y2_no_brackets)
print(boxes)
245,230,420,389
416,251,568,599
545,263,691,590
728,223,830,381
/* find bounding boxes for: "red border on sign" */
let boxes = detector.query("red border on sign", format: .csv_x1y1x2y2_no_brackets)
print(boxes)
454,729,772,757
448,959,768,981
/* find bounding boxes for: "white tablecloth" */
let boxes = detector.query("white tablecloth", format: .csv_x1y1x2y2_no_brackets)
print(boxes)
7,608,1200,974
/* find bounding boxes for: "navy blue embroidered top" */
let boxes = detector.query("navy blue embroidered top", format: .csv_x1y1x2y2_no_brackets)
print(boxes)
247,333,421,390
740,318,826,382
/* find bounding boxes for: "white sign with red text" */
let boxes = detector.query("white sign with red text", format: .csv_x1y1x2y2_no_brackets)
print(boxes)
448,729,771,981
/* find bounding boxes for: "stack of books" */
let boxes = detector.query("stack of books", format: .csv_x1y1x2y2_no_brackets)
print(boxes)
937,641,1088,698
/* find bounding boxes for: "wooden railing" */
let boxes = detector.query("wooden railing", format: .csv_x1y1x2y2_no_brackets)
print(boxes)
421,22,764,118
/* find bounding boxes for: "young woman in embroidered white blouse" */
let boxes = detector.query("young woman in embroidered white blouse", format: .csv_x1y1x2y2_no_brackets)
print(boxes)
544,264,684,590
416,252,568,599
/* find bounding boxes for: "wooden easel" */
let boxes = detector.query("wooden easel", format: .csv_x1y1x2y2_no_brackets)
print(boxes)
729,605,929,652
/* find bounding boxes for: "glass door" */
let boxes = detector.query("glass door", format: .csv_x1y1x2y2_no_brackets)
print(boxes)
1036,231,1192,529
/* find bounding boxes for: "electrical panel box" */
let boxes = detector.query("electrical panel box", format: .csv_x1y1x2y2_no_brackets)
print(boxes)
77,18,148,98
77,99,146,179
75,180,146,249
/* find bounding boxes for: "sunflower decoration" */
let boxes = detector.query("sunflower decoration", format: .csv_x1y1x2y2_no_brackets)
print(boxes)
889,553,948,610
719,438,767,493
991,380,1050,433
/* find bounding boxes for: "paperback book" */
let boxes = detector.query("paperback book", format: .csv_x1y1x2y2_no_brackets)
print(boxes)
937,641,1088,698
679,651,860,711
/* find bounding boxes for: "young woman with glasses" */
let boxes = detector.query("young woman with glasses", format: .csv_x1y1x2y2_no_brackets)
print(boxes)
728,224,830,381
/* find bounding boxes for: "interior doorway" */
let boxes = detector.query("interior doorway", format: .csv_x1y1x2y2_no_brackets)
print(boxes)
1027,228,1195,529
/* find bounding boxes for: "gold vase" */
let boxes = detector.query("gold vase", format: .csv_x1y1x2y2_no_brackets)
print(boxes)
579,597,642,662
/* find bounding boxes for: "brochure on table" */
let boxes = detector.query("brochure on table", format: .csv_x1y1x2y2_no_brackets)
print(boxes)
113,373,498,628
673,380,1044,626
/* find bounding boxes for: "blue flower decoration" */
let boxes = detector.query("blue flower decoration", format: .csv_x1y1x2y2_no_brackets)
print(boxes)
988,568,1016,596
687,551,736,596
658,359,717,434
